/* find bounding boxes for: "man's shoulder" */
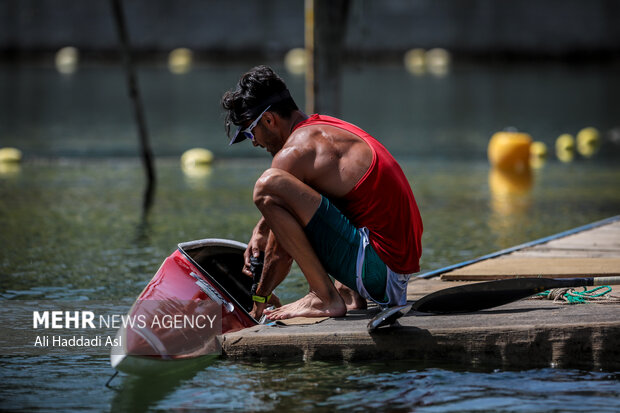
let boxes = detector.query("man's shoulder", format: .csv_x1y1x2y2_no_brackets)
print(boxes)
273,129,317,170
291,119,358,144
273,124,342,172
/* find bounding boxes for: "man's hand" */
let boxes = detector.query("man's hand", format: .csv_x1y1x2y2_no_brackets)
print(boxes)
243,218,290,320
249,293,282,320
243,219,269,277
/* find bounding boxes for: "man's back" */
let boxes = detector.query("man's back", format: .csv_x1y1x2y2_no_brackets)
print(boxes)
278,114,423,275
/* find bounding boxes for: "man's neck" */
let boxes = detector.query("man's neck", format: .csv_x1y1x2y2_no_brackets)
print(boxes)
287,110,309,136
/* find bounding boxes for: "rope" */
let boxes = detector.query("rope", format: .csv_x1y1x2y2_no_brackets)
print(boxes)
531,286,620,304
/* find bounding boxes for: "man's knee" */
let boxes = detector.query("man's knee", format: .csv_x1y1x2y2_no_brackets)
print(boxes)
253,168,295,209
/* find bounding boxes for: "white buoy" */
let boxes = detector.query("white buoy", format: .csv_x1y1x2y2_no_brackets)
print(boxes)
55,47,79,74
608,127,620,145
284,48,308,75
168,48,193,74
426,48,451,76
404,48,426,76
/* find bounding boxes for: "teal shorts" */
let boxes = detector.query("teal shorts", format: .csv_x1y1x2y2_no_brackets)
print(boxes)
304,196,387,301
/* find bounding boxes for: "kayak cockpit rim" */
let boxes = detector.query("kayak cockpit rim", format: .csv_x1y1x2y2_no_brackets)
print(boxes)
177,238,258,324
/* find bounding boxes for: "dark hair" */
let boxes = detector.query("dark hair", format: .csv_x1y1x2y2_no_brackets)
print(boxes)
221,65,299,138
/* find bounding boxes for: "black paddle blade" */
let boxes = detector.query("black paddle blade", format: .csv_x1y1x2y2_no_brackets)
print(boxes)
411,277,591,314
367,303,413,332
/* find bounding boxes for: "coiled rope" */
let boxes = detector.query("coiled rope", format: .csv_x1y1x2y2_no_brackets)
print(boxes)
532,286,620,304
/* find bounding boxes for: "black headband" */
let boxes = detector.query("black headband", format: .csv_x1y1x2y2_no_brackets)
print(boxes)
245,89,291,118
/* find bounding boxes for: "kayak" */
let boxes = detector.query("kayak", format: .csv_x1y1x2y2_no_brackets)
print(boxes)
110,238,258,375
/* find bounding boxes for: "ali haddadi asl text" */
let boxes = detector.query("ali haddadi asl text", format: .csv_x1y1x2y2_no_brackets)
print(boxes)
34,335,120,347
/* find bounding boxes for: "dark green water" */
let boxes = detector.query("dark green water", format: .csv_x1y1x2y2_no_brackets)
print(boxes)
1,62,620,411
1,357,619,412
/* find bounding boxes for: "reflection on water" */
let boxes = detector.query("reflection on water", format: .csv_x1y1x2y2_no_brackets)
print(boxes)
181,163,213,189
117,361,620,412
0,162,21,176
1,356,617,412
489,167,533,212
488,166,534,244
110,356,218,413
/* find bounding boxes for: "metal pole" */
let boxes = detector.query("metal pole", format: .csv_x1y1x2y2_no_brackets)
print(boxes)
308,0,350,116
304,0,315,114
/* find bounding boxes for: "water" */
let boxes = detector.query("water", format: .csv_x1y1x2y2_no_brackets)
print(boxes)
1,357,619,412
2,61,620,160
1,61,620,411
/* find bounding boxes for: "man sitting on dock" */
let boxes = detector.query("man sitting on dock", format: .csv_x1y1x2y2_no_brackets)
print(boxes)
221,65,423,320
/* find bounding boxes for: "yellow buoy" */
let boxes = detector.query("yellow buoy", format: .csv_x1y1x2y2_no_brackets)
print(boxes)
555,134,575,152
576,126,600,157
181,148,213,179
181,148,213,167
55,47,79,74
530,141,547,158
0,147,22,163
555,134,575,163
168,48,193,74
488,131,532,172
284,48,308,75
404,48,426,75
529,141,547,169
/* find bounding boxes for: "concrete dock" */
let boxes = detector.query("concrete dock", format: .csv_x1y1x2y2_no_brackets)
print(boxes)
220,217,620,370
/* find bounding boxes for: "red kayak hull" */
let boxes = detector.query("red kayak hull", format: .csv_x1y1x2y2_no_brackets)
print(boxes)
111,239,257,374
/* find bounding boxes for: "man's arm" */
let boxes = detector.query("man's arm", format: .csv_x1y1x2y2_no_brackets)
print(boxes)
244,134,313,277
242,217,269,277
247,133,316,318
249,231,291,318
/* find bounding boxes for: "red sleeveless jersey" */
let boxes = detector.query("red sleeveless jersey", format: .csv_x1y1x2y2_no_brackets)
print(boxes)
293,114,423,274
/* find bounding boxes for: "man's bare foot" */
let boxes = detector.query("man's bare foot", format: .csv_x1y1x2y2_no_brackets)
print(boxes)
263,291,346,320
335,281,367,310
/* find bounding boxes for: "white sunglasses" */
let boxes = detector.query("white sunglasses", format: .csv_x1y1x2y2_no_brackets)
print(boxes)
234,105,272,143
